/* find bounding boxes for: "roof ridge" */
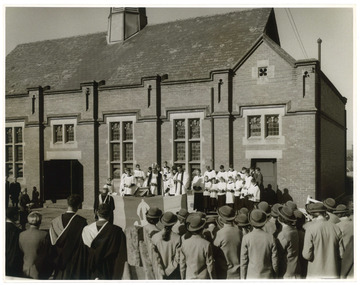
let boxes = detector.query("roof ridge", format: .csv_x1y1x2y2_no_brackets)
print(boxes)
146,7,271,27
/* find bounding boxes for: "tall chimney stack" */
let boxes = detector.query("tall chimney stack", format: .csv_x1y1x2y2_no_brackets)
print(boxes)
317,38,322,69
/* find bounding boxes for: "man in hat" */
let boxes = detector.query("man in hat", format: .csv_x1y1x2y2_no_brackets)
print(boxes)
213,206,242,279
234,213,251,240
276,205,300,278
19,211,51,279
49,194,87,279
140,207,163,279
240,209,278,279
6,207,23,277
302,203,344,279
172,208,188,236
81,203,128,280
294,209,307,278
151,212,181,279
179,213,215,279
173,165,189,196
323,198,340,224
256,201,273,236
334,204,353,250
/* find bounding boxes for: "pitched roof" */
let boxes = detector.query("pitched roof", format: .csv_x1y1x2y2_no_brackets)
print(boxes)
6,8,275,95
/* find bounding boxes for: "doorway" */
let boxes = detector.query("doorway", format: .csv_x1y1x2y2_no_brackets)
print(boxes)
251,159,277,190
43,160,83,201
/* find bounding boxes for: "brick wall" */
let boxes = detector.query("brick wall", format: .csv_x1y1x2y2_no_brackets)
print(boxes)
23,126,40,190
233,41,316,114
319,118,346,200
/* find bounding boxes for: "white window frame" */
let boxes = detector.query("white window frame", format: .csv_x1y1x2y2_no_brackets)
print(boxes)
169,112,204,174
50,118,78,149
106,116,136,179
5,122,25,181
242,106,285,145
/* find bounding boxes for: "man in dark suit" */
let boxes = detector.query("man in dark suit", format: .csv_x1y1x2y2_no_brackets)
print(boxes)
49,194,87,279
9,177,21,208
6,207,23,277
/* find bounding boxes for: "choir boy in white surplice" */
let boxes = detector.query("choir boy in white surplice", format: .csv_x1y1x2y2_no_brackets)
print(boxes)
234,174,244,211
216,165,228,182
204,165,216,181
203,176,211,213
120,168,136,196
162,161,170,177
227,165,238,181
226,176,235,208
134,164,146,187
174,165,190,196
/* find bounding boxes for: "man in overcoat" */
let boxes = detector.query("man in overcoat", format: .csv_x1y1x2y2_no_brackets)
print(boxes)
302,203,344,279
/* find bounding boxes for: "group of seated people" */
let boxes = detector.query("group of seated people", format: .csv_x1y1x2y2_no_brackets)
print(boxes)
6,191,353,280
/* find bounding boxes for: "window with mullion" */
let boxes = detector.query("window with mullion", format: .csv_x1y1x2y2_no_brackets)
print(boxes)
111,122,120,141
5,126,24,178
248,116,261,137
266,115,279,136
6,128,13,144
15,127,23,143
65,124,74,142
173,117,201,171
54,125,63,142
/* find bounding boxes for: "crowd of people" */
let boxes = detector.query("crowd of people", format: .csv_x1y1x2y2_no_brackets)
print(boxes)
6,190,353,280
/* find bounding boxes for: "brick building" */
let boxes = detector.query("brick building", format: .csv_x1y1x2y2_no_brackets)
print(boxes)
5,8,347,208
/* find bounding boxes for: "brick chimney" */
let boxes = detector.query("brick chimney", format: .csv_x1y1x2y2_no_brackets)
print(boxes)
107,8,147,44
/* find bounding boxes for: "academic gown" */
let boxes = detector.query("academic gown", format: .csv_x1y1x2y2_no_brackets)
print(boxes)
49,213,87,279
82,222,128,280
6,221,23,277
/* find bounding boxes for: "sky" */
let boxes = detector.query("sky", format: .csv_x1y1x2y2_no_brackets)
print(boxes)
4,5,355,148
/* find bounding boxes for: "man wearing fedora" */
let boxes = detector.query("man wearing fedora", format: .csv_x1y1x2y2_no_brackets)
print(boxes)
151,212,181,279
140,207,163,279
240,209,278,279
323,198,340,224
172,208,188,236
179,213,215,279
333,204,353,250
276,205,300,278
302,203,344,279
213,206,241,279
